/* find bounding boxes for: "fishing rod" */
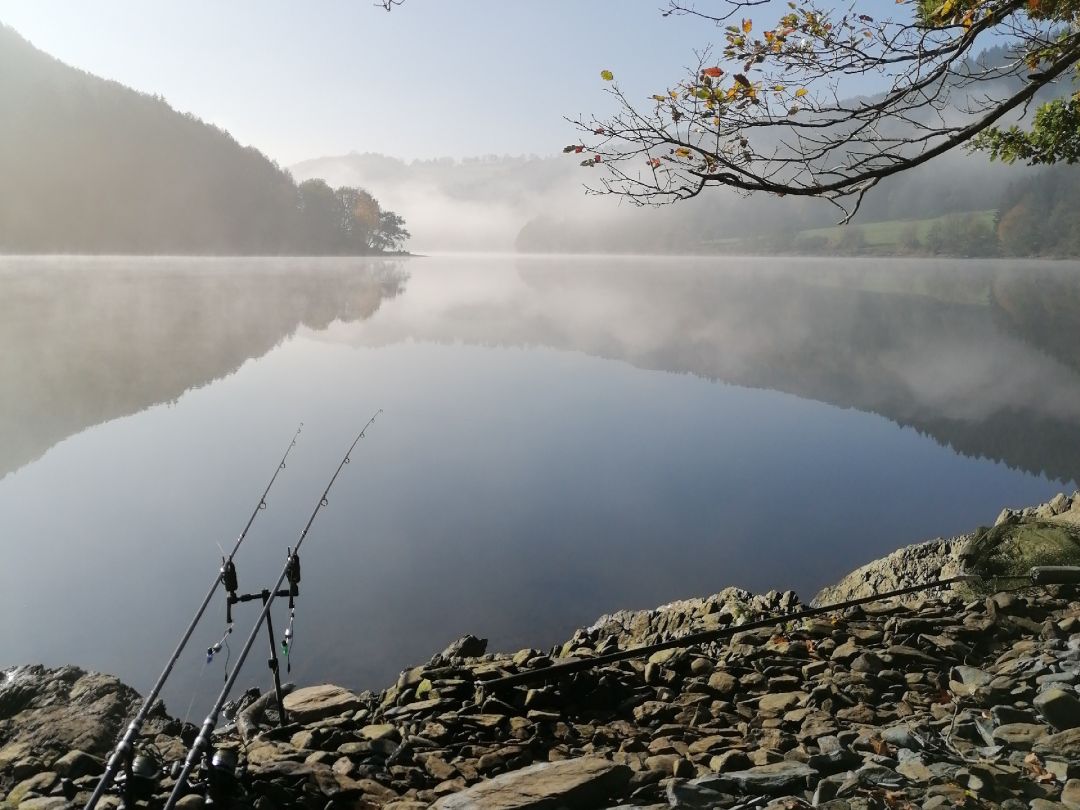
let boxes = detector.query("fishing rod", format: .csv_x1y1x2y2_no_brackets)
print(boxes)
487,565,1080,691
163,410,382,810
84,424,303,810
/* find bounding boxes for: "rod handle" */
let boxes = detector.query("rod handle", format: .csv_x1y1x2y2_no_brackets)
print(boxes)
1030,566,1080,585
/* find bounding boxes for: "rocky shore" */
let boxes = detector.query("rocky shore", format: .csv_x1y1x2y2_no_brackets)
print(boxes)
3,496,1080,810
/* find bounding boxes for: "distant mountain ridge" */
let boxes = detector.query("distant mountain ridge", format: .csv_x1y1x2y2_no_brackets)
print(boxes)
0,26,400,255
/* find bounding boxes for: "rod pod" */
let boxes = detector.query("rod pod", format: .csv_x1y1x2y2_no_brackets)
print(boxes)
83,424,303,810
163,410,381,810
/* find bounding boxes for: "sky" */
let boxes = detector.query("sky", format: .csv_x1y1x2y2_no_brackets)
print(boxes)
0,0,901,167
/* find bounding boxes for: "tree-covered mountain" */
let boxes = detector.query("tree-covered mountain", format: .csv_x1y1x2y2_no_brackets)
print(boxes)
0,26,407,255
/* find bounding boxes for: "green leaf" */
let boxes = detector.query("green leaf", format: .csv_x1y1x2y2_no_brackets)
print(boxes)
600,70,614,81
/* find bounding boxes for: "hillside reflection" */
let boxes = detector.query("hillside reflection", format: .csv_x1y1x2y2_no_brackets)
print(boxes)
320,256,1080,485
0,257,406,479
4,256,1080,486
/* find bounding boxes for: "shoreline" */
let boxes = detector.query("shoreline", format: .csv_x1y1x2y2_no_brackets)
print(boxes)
3,493,1079,808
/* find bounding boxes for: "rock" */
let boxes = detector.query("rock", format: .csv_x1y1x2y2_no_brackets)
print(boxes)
718,761,816,795
429,757,631,809
896,759,933,783
1035,688,1080,731
440,635,488,659
359,723,400,742
1063,779,1080,810
282,684,362,724
51,749,103,779
15,799,71,810
0,743,32,772
758,692,806,713
1034,728,1080,759
992,723,1048,749
7,771,58,804
665,778,727,808
707,671,737,695
0,666,151,761
709,750,751,772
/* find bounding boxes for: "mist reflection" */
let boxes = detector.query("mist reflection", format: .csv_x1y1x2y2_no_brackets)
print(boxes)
2,254,1077,709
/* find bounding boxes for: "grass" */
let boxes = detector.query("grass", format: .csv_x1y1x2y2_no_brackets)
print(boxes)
797,210,998,247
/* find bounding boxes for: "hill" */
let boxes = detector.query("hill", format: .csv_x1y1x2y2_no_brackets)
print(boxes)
0,26,406,255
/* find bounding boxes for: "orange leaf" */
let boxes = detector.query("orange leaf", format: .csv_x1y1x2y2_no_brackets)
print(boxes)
742,18,753,33
703,66,723,78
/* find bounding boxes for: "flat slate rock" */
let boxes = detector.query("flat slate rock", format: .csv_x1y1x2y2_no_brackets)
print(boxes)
1034,727,1080,759
716,761,816,795
431,756,631,810
282,684,362,724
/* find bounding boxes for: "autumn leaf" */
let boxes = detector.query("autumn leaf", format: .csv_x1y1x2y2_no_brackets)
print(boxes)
734,73,751,87
600,69,614,81
674,147,692,158
703,66,723,78
795,87,809,98
742,18,753,33
868,735,893,756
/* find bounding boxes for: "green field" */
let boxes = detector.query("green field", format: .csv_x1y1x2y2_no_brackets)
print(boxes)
798,210,998,247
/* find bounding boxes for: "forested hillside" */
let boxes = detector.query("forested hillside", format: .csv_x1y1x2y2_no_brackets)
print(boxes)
0,26,407,255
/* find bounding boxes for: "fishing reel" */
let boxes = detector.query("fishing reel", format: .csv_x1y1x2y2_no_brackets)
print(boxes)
202,747,249,808
112,746,166,808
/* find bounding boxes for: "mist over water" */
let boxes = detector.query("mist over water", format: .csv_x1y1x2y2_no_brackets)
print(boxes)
1,254,1077,713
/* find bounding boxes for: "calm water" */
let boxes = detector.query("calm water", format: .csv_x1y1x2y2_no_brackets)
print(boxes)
3,254,1079,715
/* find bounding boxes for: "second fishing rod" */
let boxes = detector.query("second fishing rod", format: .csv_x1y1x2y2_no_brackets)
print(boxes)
83,423,303,810
163,410,382,810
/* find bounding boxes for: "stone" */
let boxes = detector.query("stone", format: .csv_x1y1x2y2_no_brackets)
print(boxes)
1035,688,1080,731
359,723,400,742
993,723,1049,749
896,759,933,783
423,755,457,781
1035,728,1080,759
429,757,631,809
0,666,149,760
1062,779,1080,810
15,799,71,810
707,672,737,695
51,749,103,779
282,684,362,723
709,750,751,772
759,692,806,713
665,778,727,808
718,761,816,795
0,742,32,772
440,635,488,659
6,771,58,804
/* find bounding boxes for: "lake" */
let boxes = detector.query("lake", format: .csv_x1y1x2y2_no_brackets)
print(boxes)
2,253,1078,717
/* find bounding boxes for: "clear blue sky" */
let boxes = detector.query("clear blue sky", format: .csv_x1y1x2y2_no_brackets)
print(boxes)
0,0,901,166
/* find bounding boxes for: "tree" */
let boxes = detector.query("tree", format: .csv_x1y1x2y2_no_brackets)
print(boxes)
371,210,411,252
561,0,1080,220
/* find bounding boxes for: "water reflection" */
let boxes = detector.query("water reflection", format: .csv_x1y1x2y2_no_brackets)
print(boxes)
324,256,1080,484
0,256,406,479
1,254,1077,711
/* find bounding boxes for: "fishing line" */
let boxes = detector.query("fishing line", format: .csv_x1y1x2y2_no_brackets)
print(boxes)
164,410,382,810
84,423,303,810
